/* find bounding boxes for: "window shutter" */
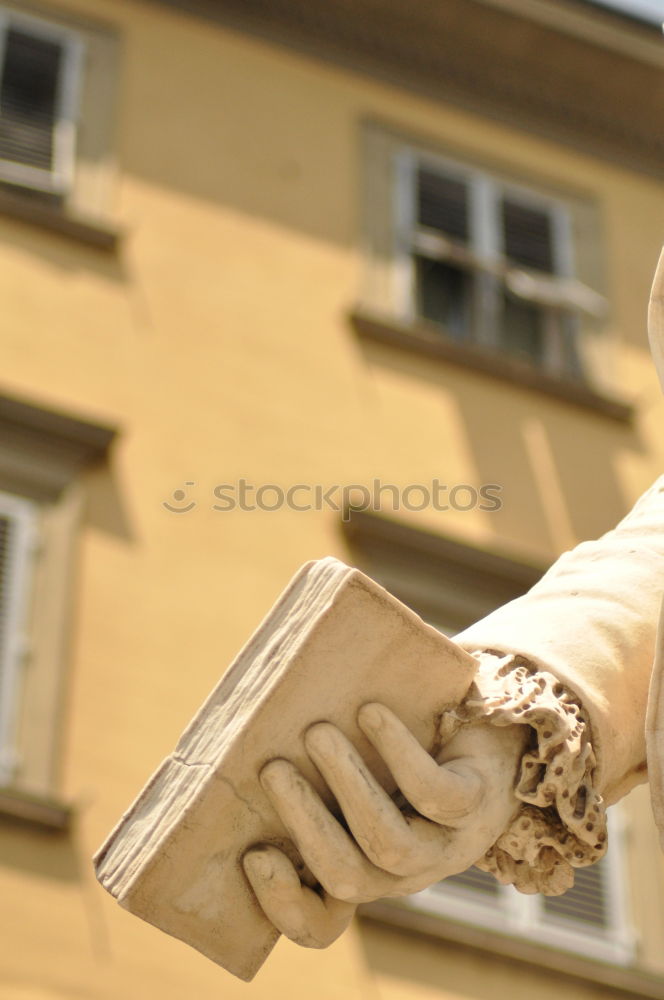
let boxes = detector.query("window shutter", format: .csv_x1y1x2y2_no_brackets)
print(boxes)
0,494,37,786
417,168,469,243
404,814,632,965
0,27,63,174
542,858,608,930
502,198,555,273
440,864,613,918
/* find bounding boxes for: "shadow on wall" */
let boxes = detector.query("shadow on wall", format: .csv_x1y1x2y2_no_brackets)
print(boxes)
353,337,643,556
0,822,80,883
0,819,114,965
84,463,135,544
0,214,129,284
120,13,356,251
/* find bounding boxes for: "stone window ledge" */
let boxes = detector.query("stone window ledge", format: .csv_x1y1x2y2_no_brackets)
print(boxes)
0,787,72,833
0,186,120,252
350,308,634,424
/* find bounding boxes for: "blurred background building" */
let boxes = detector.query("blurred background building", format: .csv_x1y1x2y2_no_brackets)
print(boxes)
1,0,663,997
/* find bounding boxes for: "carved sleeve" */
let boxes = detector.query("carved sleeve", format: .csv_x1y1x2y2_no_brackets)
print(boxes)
442,651,607,895
452,476,664,891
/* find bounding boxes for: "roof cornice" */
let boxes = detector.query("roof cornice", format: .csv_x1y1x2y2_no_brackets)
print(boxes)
150,0,664,176
476,0,664,67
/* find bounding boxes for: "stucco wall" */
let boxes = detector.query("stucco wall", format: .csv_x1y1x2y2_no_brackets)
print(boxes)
1,0,663,996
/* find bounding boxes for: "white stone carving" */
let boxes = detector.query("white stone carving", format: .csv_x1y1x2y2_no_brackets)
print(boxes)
94,557,478,980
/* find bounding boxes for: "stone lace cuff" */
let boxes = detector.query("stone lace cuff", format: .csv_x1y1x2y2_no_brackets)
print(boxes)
442,650,608,895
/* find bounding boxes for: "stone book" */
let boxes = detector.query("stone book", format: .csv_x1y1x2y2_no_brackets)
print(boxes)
93,557,478,981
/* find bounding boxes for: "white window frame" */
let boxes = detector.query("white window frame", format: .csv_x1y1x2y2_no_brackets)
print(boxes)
405,807,635,966
393,146,605,376
0,490,37,786
0,7,84,195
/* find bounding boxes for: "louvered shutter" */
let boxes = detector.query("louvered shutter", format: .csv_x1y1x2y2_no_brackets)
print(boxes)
501,198,555,274
542,858,608,931
417,168,469,243
498,197,559,363
442,861,609,921
0,27,62,173
407,821,632,964
413,167,473,337
0,15,82,194
0,493,37,786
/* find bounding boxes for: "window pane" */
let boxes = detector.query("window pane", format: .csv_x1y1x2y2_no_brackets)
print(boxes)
502,199,554,273
415,256,472,339
501,292,544,364
417,169,469,243
542,859,608,929
0,28,62,171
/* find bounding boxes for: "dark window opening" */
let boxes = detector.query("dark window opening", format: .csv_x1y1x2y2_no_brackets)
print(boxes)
0,28,62,172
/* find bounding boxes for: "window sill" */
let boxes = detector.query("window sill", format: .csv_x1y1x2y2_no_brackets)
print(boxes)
0,185,120,251
0,786,73,833
359,901,661,999
350,308,634,424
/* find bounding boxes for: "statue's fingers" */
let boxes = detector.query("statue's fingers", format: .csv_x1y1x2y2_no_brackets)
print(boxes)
304,722,454,877
357,703,482,827
243,845,354,948
259,759,399,903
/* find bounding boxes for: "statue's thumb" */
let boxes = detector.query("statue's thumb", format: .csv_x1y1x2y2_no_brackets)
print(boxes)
648,246,664,394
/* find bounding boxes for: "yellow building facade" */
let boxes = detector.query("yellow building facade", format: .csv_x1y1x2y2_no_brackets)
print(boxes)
0,0,663,997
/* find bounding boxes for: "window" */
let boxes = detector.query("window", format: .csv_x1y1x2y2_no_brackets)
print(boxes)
0,491,37,786
358,124,612,400
0,9,83,196
395,149,605,378
409,807,634,966
0,393,116,825
0,3,119,245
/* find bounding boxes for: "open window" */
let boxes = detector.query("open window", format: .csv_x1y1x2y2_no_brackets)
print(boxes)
396,148,603,378
356,124,621,413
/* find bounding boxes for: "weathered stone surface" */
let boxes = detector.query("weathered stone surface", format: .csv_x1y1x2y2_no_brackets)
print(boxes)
94,557,477,980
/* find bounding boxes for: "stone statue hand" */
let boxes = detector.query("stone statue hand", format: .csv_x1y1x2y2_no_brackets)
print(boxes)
243,702,528,948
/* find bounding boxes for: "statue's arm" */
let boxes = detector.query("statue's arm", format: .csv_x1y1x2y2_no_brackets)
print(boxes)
244,475,664,948
457,474,664,806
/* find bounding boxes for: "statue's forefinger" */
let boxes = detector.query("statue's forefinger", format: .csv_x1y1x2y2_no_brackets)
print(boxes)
357,702,482,827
